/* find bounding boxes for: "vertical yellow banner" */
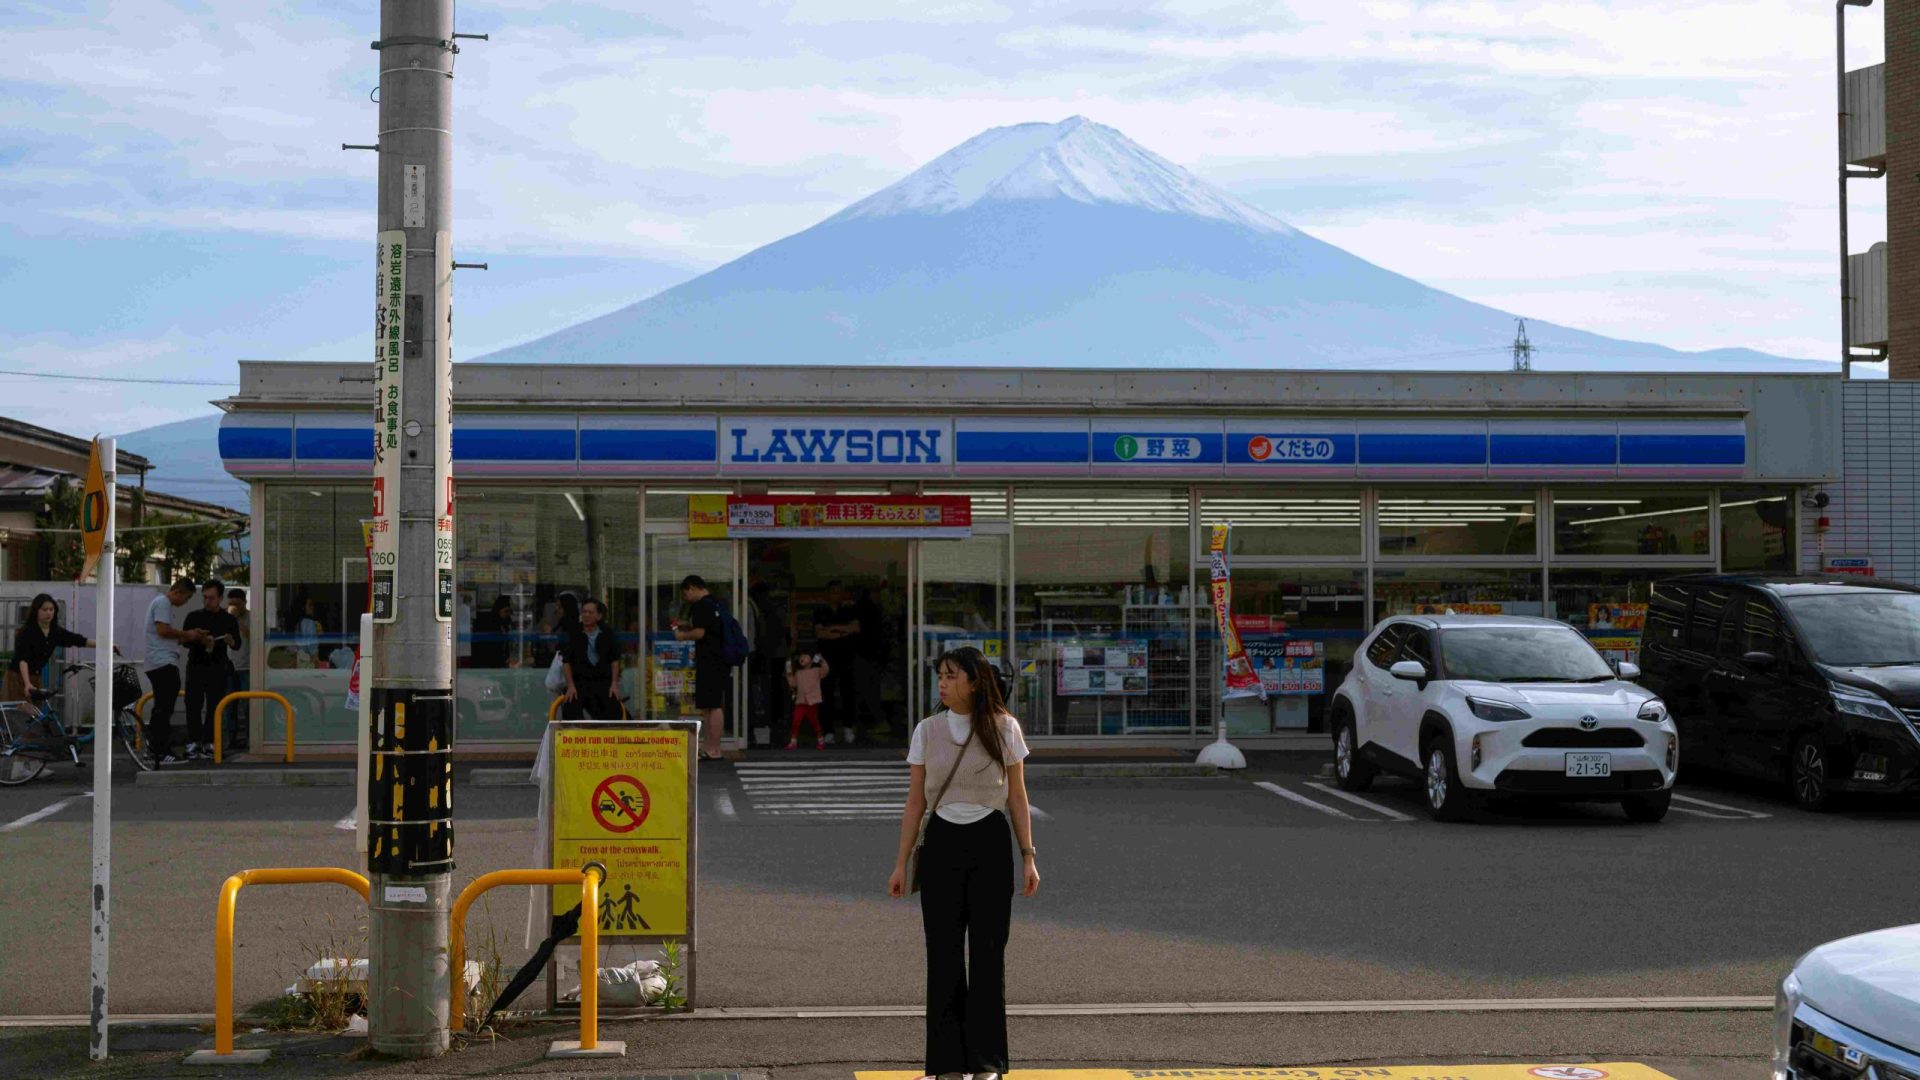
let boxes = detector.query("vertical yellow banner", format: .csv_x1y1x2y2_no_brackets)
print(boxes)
78,437,107,583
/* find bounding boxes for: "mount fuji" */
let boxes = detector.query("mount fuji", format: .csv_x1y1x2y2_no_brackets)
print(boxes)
480,116,1823,372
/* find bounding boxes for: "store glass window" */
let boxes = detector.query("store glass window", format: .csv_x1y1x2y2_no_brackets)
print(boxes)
1553,491,1711,558
646,534,734,725
1221,568,1366,735
455,488,638,740
1720,486,1796,573
1198,489,1363,557
261,487,367,745
1547,568,1693,669
1377,490,1538,558
1013,487,1193,736
1373,568,1545,622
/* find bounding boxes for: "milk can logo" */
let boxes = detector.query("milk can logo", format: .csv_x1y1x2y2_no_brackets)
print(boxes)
1247,435,1337,462
1113,434,1199,461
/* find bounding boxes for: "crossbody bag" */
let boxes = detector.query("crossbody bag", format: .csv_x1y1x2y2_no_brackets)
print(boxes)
907,721,976,895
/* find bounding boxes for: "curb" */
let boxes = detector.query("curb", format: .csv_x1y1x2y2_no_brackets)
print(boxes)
135,769,353,787
135,762,1228,788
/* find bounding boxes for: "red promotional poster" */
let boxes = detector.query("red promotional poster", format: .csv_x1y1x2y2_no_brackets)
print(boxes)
1209,524,1263,701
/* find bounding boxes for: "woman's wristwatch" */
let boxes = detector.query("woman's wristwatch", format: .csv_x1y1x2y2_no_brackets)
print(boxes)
1020,846,1037,858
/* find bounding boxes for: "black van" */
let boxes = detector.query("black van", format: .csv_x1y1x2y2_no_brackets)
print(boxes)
1638,574,1920,809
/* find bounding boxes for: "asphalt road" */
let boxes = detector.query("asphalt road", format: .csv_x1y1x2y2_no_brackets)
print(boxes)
1,751,1914,1069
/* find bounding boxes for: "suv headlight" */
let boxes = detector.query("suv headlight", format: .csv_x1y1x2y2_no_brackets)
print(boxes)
1467,697,1530,722
1831,683,1906,725
1636,698,1669,724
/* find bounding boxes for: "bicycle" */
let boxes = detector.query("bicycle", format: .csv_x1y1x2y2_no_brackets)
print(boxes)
0,661,152,785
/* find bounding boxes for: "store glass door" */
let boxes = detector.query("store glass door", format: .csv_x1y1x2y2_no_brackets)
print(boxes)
917,535,1009,719
745,538,909,748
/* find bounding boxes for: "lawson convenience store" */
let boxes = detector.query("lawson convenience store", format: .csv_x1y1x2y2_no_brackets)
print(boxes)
218,362,1839,751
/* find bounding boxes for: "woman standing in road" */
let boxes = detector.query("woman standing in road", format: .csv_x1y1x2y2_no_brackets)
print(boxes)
888,646,1039,1080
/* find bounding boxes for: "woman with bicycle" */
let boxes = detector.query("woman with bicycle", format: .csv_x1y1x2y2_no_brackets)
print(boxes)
12,594,102,708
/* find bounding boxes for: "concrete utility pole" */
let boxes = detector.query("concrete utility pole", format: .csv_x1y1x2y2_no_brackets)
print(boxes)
368,0,458,1058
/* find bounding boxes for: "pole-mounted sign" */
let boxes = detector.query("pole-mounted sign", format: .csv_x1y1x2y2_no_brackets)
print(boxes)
371,230,405,624
78,437,108,584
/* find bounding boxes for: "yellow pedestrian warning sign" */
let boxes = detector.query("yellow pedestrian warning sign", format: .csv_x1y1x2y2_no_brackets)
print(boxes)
550,725,692,937
857,1067,1677,1080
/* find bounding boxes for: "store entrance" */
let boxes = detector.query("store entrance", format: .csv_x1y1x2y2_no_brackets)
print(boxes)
745,538,908,749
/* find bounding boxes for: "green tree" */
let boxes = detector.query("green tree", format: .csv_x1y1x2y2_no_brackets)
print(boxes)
34,480,235,583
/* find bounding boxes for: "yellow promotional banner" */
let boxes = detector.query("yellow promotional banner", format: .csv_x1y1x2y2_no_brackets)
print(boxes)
551,726,692,937
78,437,107,583
688,494,729,540
859,1066,1677,1080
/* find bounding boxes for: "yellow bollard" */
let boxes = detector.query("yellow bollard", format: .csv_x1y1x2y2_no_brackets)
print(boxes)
448,863,608,1044
211,691,294,765
131,688,187,751
202,868,369,1061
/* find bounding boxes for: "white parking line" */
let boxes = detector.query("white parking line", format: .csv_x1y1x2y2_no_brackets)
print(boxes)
333,811,356,832
1672,793,1772,819
1303,782,1415,822
1254,781,1354,819
0,792,89,833
1669,806,1752,821
716,791,737,819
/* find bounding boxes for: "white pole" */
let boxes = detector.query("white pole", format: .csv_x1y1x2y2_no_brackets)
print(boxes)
356,612,373,867
89,437,116,1060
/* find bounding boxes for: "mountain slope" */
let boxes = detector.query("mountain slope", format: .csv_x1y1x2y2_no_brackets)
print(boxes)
480,116,1828,372
118,414,247,511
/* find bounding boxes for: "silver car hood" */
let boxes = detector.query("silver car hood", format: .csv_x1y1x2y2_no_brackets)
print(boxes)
1796,923,1920,1050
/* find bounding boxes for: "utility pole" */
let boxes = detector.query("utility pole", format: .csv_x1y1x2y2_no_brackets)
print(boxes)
368,0,458,1058
1510,318,1534,372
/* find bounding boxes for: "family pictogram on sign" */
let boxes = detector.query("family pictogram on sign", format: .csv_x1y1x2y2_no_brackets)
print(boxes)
597,882,652,931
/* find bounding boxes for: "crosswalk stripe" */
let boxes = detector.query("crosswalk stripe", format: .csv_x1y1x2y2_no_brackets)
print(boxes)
1303,782,1414,821
1254,781,1354,819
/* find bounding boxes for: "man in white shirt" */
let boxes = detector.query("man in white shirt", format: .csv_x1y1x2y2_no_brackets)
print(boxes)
144,577,201,766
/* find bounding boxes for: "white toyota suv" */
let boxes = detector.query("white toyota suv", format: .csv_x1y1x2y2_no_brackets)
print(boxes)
1331,614,1680,822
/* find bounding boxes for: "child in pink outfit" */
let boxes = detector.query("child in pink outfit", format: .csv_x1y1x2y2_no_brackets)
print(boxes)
786,650,829,750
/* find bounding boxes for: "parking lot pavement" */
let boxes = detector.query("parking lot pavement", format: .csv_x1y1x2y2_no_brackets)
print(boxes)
4,753,1917,1025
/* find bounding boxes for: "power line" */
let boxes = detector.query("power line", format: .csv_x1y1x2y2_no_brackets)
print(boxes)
0,368,235,388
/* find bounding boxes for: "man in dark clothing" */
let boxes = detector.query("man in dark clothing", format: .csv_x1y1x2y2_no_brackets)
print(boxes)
182,579,240,761
561,598,623,720
849,586,891,741
815,580,857,742
673,575,730,760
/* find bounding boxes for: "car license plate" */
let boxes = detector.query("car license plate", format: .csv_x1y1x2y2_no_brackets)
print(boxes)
1566,752,1612,778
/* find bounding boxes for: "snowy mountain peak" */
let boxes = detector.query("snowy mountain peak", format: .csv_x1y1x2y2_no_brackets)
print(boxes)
830,117,1294,234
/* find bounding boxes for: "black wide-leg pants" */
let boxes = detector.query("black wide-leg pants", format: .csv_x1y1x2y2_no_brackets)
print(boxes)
918,810,1013,1076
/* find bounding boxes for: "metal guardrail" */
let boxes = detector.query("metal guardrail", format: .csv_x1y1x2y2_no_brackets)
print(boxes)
449,863,607,1046
209,868,371,1057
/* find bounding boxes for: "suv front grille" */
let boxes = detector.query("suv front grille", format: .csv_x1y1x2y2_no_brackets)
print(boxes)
1788,1003,1920,1080
1522,728,1645,749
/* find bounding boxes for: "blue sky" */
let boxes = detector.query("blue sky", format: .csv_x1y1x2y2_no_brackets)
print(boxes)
0,0,1890,449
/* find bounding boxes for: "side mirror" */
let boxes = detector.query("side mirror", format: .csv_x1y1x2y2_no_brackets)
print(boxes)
1742,650,1778,670
1617,661,1641,680
1389,659,1430,681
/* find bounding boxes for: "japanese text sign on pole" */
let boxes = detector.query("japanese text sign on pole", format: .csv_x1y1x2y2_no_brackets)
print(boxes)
432,230,453,623
550,723,697,956
1209,524,1262,701
78,436,108,583
369,230,405,623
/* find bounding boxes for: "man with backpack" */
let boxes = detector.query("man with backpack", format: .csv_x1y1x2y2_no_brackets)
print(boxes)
673,574,747,761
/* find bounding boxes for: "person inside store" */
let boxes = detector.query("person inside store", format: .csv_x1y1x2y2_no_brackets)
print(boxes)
888,645,1039,1080
183,579,240,760
673,574,730,761
561,597,623,720
11,593,111,716
471,595,514,668
540,591,580,669
815,580,857,742
851,584,889,741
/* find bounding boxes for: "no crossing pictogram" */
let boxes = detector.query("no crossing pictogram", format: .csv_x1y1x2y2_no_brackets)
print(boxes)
591,775,651,833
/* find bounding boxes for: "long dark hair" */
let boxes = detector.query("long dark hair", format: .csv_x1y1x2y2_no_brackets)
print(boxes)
22,593,58,631
937,646,1010,769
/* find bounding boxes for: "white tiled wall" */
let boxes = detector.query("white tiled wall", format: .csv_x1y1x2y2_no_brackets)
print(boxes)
1806,382,1920,583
